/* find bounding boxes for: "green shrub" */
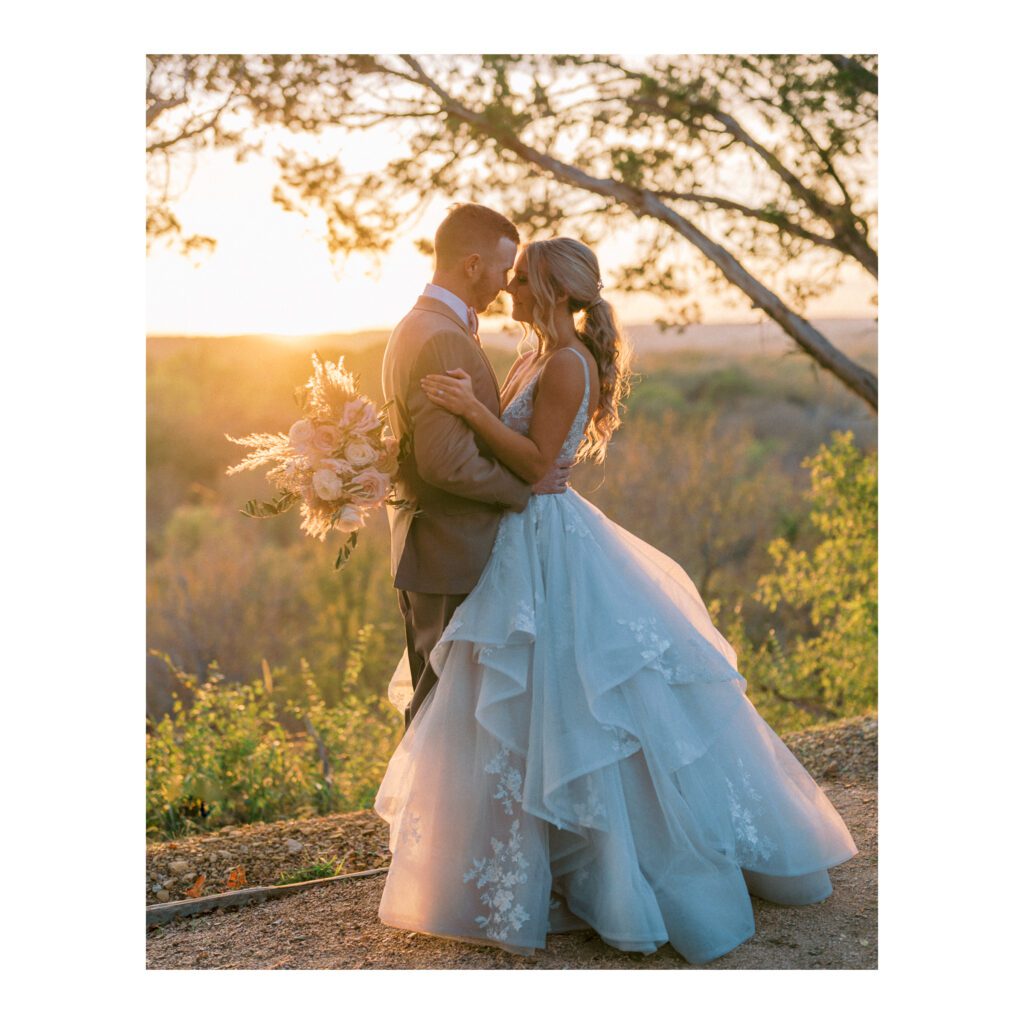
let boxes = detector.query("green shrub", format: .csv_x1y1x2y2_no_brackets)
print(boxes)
146,638,402,841
725,430,877,730
283,628,404,815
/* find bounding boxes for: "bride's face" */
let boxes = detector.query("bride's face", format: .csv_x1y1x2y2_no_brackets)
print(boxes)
505,253,536,324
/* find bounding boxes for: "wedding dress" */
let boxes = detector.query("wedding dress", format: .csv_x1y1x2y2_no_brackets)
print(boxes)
374,347,857,964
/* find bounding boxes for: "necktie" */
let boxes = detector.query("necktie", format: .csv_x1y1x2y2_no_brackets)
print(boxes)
466,307,481,346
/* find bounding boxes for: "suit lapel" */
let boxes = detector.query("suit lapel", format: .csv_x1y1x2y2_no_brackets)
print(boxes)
413,295,469,330
413,297,502,404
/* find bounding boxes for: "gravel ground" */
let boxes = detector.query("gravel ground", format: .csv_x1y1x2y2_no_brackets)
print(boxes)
146,714,876,969
146,810,390,904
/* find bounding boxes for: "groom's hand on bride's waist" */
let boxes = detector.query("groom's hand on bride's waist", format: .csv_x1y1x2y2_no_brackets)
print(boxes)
531,458,573,494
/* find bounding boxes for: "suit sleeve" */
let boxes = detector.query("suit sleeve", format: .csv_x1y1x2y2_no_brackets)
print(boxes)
409,330,533,512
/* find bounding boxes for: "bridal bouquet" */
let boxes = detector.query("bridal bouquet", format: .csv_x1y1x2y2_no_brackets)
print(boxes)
225,352,412,569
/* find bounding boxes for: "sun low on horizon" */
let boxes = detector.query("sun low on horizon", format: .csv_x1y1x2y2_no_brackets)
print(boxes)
146,142,876,340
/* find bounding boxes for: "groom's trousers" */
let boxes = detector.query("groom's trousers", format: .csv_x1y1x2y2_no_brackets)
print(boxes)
398,588,469,731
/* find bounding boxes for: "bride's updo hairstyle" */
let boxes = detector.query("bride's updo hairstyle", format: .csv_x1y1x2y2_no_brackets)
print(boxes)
521,238,635,463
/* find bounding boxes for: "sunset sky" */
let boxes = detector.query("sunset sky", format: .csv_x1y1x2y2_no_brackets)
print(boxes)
146,124,877,338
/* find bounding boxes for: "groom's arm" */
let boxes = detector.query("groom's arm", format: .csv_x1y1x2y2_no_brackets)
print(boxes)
409,330,534,512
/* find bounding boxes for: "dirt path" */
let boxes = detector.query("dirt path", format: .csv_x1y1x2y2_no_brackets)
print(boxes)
146,718,877,969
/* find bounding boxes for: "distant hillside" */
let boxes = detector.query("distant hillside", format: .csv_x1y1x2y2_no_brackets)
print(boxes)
485,316,877,360
146,329,390,358
146,317,877,362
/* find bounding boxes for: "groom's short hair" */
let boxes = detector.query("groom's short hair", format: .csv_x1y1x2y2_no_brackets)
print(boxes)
434,203,520,268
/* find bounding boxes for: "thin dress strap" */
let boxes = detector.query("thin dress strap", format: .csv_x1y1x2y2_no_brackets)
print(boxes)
566,347,590,391
564,348,591,451
566,346,589,373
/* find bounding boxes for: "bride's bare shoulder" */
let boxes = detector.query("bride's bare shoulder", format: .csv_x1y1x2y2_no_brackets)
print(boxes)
535,347,588,402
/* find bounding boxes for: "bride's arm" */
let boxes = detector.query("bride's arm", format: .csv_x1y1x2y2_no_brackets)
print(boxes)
420,349,585,484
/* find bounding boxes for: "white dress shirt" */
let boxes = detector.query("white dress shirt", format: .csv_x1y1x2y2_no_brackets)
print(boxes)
422,283,472,329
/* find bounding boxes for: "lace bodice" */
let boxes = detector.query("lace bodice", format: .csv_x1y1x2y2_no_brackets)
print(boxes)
500,347,592,462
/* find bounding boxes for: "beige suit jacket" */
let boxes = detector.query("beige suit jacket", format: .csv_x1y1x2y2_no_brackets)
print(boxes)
381,296,533,594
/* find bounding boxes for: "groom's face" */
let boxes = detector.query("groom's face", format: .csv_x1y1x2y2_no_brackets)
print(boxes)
470,236,518,313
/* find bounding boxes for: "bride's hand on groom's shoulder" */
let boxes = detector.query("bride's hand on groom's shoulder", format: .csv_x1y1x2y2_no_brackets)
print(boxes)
532,458,573,495
420,368,478,417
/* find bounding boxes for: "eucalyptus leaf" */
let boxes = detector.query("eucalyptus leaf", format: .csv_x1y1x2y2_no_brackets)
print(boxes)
240,498,285,519
333,530,360,571
397,433,413,463
386,497,419,514
239,491,300,519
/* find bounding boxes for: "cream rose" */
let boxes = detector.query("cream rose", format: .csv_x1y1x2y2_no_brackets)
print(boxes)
288,418,316,452
313,424,343,455
334,504,365,533
312,468,346,502
344,439,377,467
350,468,389,506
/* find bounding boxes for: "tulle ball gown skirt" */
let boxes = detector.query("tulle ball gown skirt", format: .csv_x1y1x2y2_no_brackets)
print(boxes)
374,488,857,964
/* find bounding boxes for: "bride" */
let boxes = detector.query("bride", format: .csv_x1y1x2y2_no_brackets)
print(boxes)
373,237,857,964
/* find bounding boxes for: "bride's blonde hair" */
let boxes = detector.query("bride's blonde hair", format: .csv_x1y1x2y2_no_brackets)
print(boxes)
516,238,635,463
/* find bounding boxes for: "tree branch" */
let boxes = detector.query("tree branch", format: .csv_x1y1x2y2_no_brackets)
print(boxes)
146,87,238,154
397,56,878,411
651,189,845,252
629,94,877,279
146,92,188,128
589,54,877,275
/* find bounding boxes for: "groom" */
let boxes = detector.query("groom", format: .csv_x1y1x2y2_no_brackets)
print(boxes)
382,203,571,728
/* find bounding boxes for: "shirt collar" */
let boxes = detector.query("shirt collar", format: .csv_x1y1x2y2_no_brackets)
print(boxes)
422,283,471,328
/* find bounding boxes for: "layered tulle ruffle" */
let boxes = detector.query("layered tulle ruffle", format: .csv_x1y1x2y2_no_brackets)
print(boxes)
375,489,857,963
